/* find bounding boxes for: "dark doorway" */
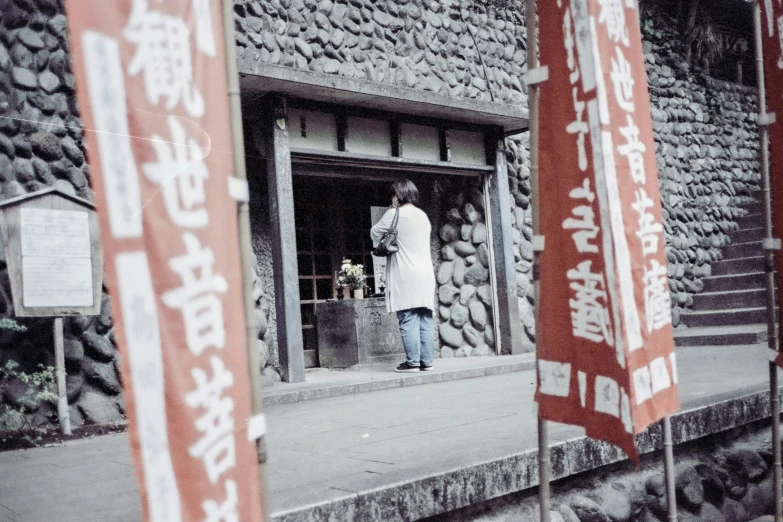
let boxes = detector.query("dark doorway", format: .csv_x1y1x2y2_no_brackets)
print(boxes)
293,175,390,367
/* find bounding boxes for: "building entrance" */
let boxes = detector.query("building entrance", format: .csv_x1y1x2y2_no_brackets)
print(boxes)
293,175,390,367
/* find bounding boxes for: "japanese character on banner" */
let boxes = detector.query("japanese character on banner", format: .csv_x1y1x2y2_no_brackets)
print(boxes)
617,114,646,183
567,88,589,171
597,0,630,46
202,480,238,522
185,356,236,484
562,178,598,253
642,259,672,333
631,188,663,256
567,260,614,346
144,116,209,228
124,0,205,117
610,46,634,113
162,233,228,356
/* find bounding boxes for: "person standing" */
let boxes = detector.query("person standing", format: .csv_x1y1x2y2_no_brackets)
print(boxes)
371,179,436,373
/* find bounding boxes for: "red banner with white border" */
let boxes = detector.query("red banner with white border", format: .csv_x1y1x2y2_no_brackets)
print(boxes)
64,1,264,520
537,0,679,461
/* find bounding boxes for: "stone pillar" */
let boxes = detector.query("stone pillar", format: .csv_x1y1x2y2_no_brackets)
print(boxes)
264,95,305,383
487,126,524,355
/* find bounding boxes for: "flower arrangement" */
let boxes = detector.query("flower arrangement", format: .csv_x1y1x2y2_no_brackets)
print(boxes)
337,259,366,290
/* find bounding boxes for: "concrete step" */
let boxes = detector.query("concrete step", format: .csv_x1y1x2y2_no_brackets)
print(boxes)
735,212,764,230
721,240,762,260
711,256,764,276
673,323,768,346
680,306,776,328
691,288,769,311
703,272,766,292
730,227,765,244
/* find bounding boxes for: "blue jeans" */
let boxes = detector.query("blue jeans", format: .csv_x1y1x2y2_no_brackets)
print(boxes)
396,308,434,367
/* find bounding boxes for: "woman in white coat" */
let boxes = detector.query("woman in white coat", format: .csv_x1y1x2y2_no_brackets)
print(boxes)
371,179,436,373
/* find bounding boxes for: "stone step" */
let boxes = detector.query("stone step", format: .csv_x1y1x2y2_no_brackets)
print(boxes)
673,324,769,347
680,306,775,328
721,240,762,260
691,288,769,311
729,227,764,244
703,272,766,292
735,212,764,230
711,256,764,276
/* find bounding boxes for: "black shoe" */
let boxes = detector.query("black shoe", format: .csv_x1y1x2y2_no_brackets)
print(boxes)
394,362,420,373
420,364,433,371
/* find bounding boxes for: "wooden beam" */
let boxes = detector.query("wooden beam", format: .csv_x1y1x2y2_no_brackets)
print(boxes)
439,128,451,162
486,126,524,355
390,120,402,158
265,95,306,383
336,112,347,152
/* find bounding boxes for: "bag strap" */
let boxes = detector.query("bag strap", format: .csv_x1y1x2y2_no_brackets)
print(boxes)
390,207,400,231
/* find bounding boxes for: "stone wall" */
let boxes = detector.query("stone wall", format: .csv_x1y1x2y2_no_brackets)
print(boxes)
435,420,781,522
435,178,497,357
246,145,283,385
641,8,761,323
234,0,528,107
0,0,126,429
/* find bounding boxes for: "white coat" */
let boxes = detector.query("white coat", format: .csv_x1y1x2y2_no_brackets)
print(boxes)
370,205,436,313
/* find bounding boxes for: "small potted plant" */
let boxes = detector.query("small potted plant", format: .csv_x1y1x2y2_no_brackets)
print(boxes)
338,259,367,300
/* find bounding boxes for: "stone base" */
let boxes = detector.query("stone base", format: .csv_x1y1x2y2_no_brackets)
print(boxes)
316,297,405,368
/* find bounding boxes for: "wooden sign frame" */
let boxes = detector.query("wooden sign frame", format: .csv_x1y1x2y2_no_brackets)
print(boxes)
0,188,103,318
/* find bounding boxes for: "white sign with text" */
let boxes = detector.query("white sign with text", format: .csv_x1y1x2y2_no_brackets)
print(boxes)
20,208,94,307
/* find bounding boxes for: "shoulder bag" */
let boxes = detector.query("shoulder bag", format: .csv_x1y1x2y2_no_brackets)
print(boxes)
372,207,400,257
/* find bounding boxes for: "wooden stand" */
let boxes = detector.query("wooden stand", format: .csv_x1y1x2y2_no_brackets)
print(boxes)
53,317,71,435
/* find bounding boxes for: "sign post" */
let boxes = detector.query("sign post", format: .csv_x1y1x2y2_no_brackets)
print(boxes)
523,0,551,519
756,2,783,521
0,188,103,435
220,0,271,516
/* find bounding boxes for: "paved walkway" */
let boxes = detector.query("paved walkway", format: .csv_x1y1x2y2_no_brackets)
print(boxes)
0,345,776,522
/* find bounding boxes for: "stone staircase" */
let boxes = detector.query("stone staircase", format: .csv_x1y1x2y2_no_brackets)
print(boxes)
674,194,775,347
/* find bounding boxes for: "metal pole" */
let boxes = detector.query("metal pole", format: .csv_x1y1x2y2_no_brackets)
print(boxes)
753,2,783,521
221,1,271,520
526,1,550,520
53,317,71,435
662,416,677,522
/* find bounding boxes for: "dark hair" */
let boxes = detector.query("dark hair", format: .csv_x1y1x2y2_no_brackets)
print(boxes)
391,178,419,206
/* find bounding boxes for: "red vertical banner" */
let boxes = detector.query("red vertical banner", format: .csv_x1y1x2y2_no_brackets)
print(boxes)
761,2,783,371
537,0,679,461
64,2,264,521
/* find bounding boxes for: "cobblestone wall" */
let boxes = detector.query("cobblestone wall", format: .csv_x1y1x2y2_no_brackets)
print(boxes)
0,0,128,429
640,11,761,324
435,179,497,357
235,0,528,106
439,421,781,522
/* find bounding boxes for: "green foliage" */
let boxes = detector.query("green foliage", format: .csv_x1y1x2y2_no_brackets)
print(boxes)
0,361,58,445
0,318,26,333
0,316,57,446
